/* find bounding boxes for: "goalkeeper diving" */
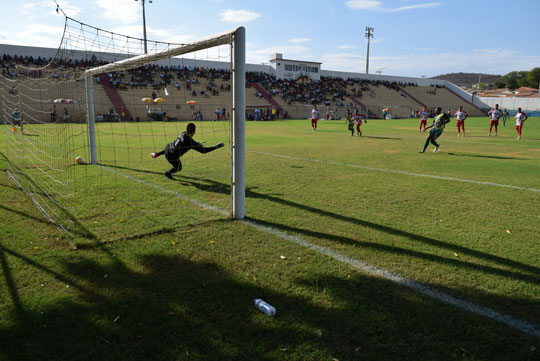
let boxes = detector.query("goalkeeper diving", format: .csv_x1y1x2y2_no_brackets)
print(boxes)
151,122,224,179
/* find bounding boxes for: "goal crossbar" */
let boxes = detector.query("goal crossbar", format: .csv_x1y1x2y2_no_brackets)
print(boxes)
84,28,242,77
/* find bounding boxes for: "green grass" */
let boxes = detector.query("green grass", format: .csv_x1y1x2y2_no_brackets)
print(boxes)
1,116,540,360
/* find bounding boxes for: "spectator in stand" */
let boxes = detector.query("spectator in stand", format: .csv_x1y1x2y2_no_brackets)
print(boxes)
50,105,57,123
151,91,157,100
487,104,503,136
454,106,468,137
63,107,69,122
514,107,528,140
311,105,320,131
214,108,221,121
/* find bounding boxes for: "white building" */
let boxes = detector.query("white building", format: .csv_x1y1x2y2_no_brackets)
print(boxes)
268,53,322,81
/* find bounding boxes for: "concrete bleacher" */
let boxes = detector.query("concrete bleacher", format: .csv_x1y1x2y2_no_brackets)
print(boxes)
403,86,484,116
109,74,271,121
3,54,485,123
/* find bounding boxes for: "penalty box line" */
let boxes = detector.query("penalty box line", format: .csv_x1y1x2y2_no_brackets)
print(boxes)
100,164,540,338
248,150,540,193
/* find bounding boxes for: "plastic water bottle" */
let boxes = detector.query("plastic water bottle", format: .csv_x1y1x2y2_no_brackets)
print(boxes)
253,298,276,316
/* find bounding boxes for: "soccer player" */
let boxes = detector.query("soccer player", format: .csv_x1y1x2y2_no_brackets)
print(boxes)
11,108,23,134
352,110,367,136
311,105,319,131
214,108,221,121
151,123,224,179
454,106,468,137
419,107,450,153
514,107,528,139
487,104,502,136
502,109,509,126
418,106,429,132
347,117,355,136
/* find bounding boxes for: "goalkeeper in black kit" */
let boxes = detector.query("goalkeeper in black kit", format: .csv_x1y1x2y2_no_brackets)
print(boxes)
151,122,224,179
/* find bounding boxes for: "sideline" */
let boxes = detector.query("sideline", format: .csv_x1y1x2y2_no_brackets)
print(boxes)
248,150,540,193
101,164,540,338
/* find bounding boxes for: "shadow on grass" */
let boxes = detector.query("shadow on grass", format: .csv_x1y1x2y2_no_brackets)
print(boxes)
362,135,402,140
99,163,165,176
0,162,97,243
0,244,536,361
172,175,540,283
447,152,527,160
81,165,540,285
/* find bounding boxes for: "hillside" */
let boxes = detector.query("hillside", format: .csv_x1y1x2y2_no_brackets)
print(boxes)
432,72,502,87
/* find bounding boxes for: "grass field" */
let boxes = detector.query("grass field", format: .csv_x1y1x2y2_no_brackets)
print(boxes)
1,116,540,360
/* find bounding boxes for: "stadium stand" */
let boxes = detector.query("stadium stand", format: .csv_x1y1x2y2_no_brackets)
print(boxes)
2,51,487,122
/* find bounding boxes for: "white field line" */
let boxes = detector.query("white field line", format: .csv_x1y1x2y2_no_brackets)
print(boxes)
248,150,540,193
100,164,540,338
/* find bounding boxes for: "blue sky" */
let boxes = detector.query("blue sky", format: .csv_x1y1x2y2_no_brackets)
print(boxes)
1,0,539,77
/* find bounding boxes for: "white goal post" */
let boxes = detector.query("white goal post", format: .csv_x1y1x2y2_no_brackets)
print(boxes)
83,27,246,219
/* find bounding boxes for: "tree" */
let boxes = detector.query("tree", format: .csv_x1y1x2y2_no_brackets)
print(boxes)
526,67,540,88
494,71,528,90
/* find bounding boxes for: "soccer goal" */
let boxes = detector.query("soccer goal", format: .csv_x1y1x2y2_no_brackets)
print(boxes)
1,15,245,240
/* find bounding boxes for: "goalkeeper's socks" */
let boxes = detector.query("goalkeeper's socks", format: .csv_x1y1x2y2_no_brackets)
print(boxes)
422,139,429,152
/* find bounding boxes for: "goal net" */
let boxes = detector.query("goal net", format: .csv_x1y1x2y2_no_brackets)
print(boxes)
1,16,245,242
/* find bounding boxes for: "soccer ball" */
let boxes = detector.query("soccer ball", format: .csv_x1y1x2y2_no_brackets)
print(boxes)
75,156,85,165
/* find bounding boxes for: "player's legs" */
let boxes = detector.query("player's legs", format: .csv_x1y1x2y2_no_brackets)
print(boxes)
419,120,426,131
420,135,432,153
456,120,461,135
461,121,465,136
356,123,361,136
429,129,442,152
516,125,522,139
164,154,182,179
489,120,494,135
494,121,498,136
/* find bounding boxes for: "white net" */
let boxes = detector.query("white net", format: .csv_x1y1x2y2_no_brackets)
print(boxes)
1,16,240,242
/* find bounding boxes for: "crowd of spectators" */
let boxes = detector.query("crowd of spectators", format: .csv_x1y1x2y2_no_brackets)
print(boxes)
101,64,232,95
1,53,109,79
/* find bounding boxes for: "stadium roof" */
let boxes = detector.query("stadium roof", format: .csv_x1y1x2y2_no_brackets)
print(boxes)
269,56,322,65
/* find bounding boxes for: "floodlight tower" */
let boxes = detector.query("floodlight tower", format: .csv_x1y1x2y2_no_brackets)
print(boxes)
134,0,153,54
365,27,374,74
